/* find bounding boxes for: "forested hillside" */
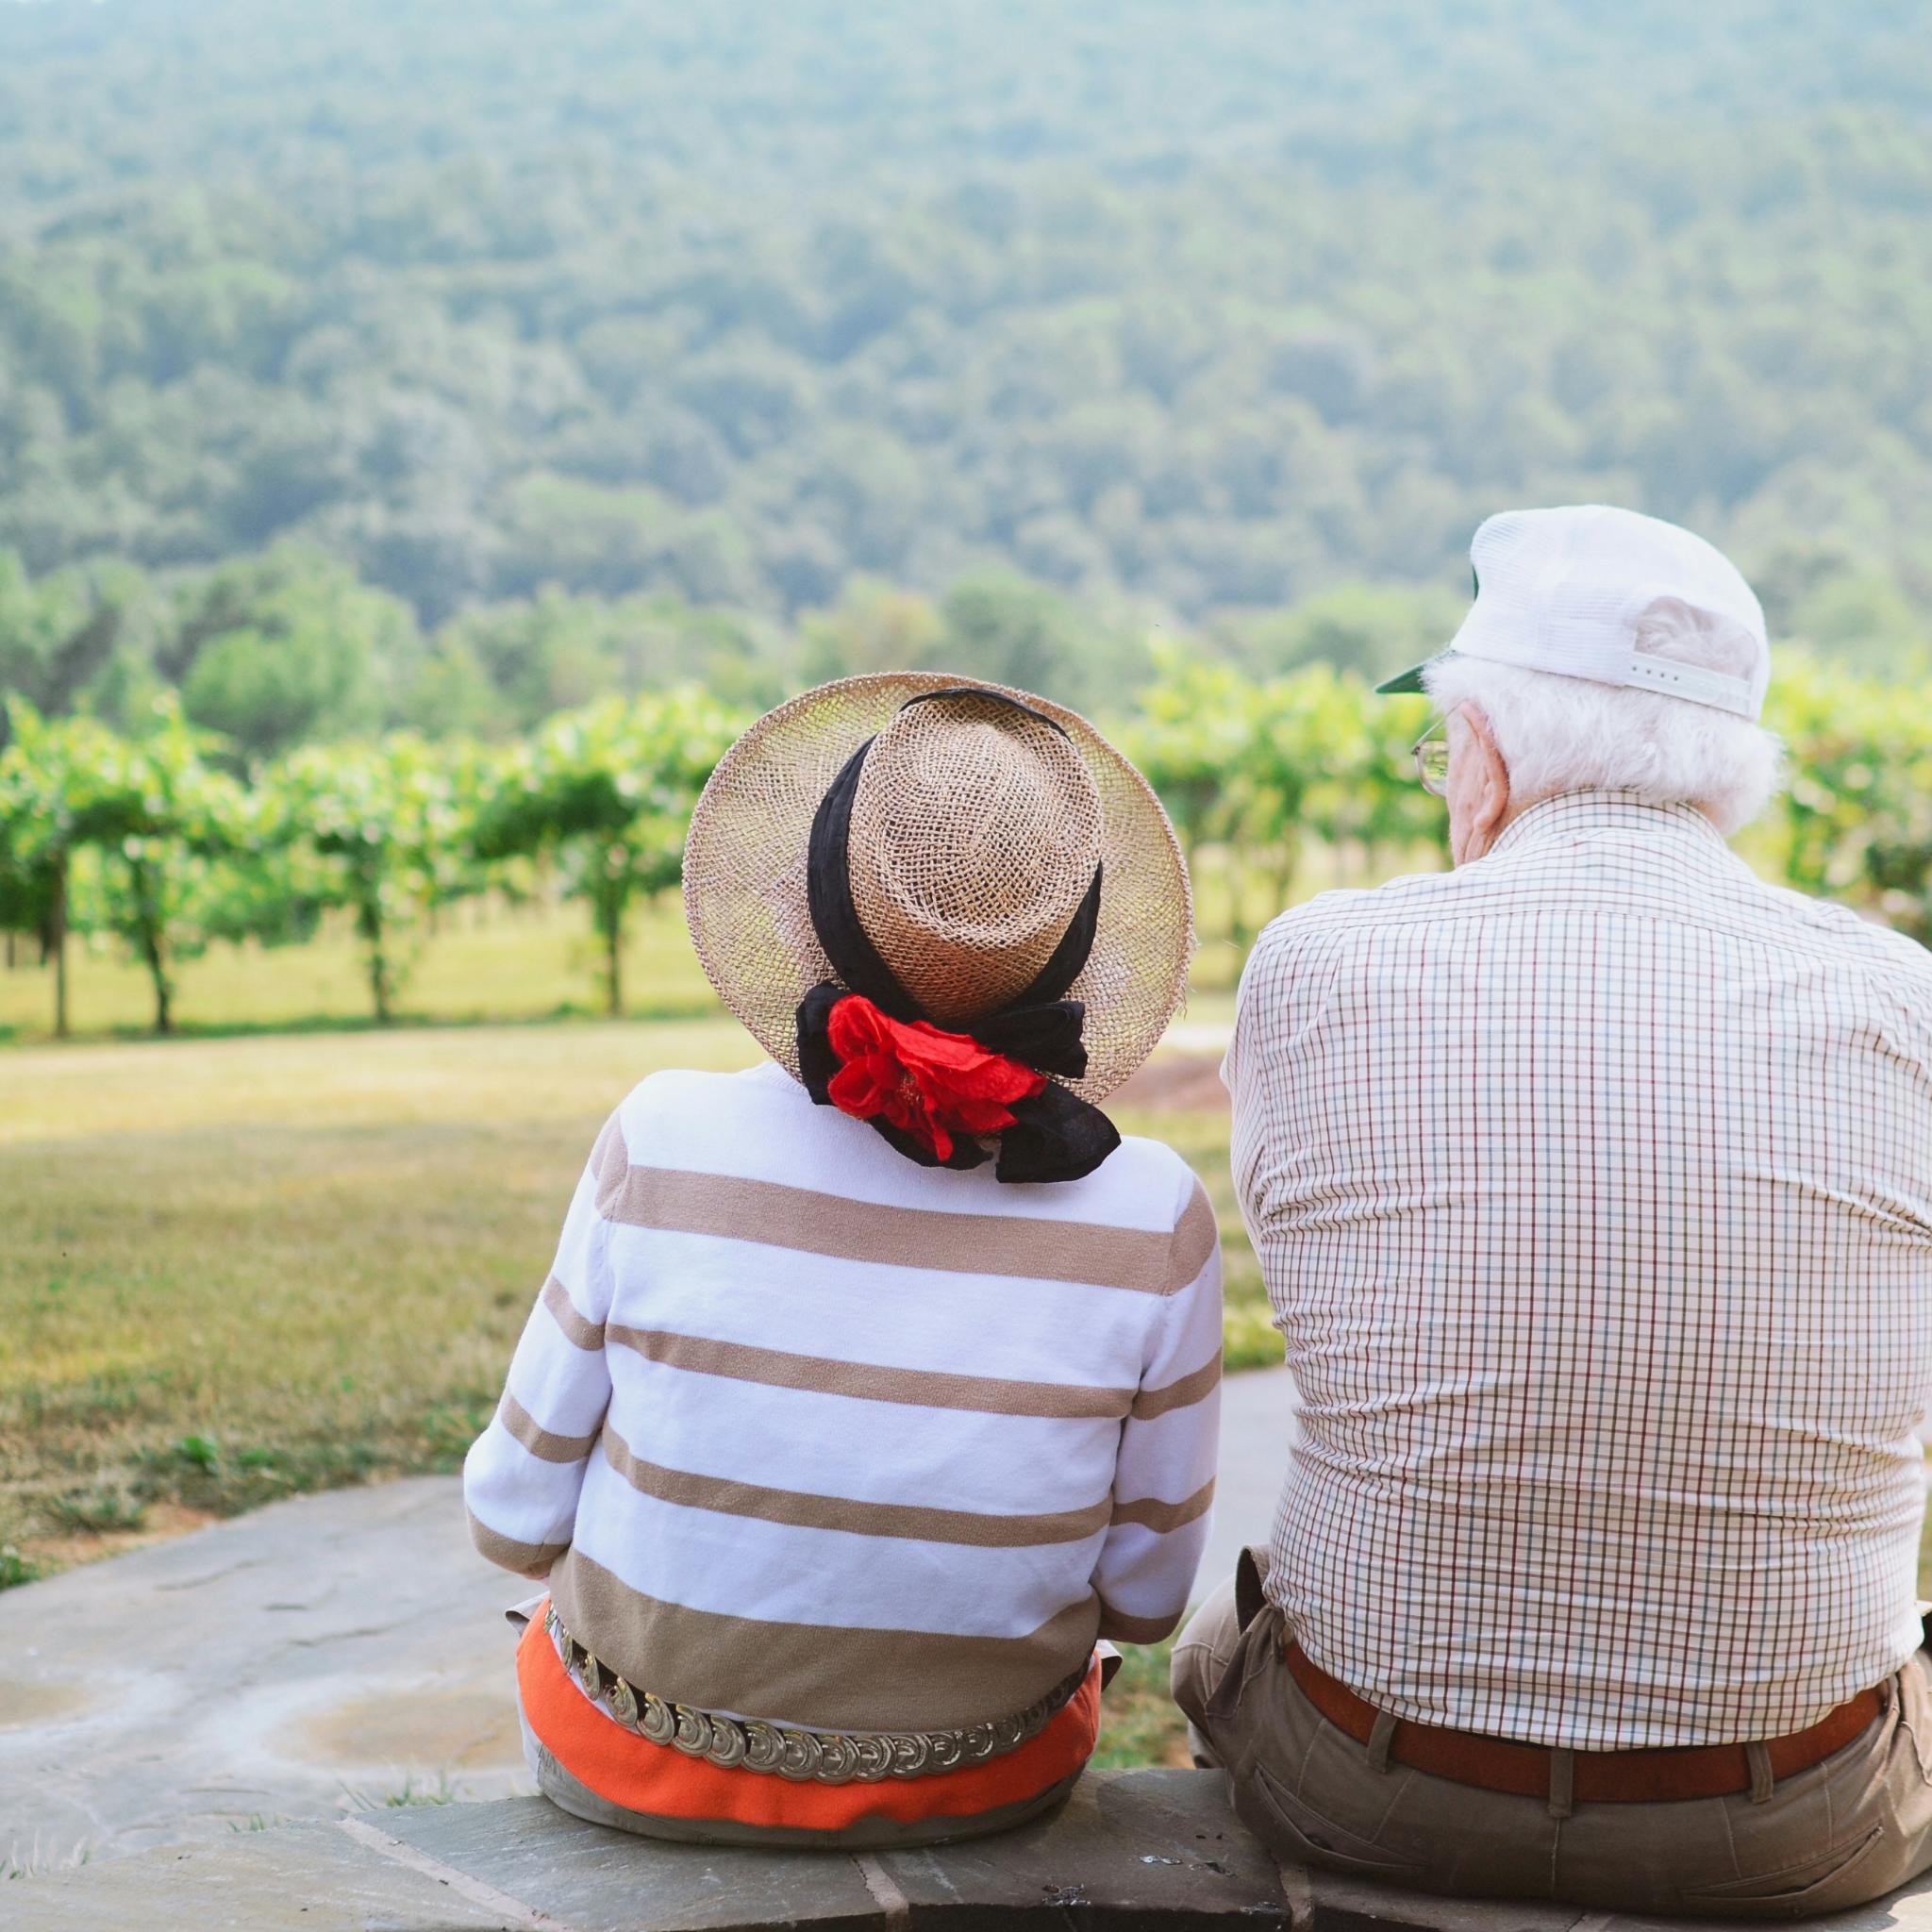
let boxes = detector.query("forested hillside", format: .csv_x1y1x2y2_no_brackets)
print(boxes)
2,0,1930,741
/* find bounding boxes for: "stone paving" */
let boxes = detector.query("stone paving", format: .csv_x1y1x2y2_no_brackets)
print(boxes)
0,1477,531,1872
0,1772,1285,1930
0,1368,1296,1874
12,1771,1932,1931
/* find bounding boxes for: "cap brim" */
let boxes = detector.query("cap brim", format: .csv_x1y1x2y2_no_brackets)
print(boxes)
1373,659,1434,696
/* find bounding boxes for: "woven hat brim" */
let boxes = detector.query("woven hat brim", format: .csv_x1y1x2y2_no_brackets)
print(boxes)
683,673,1194,1106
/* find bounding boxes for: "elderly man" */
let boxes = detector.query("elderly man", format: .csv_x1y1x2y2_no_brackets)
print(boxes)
1176,506,1932,1916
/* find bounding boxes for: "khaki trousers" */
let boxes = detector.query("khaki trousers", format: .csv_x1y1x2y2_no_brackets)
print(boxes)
1174,1566,1932,1920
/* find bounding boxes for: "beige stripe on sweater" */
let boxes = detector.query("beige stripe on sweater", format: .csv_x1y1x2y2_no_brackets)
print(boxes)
607,1324,1138,1419
468,1510,570,1574
541,1274,605,1350
595,1150,1218,1296
497,1391,600,1463
551,1548,1102,1733
599,1424,1115,1548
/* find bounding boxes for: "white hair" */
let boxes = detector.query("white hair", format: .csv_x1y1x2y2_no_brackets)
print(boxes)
1424,607,1783,835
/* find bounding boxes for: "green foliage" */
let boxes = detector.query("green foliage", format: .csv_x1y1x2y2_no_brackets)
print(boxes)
475,689,746,1013
1115,650,1257,866
0,1544,42,1592
1759,653,1932,948
411,588,790,736
934,576,1148,718
798,578,946,684
264,735,480,1022
1118,653,1443,951
169,549,420,759
1,2,1929,648
1089,1635,1187,1771
47,1481,148,1535
0,553,158,739
1218,583,1465,684
4,647,1928,1041
66,698,242,1036
0,694,241,1034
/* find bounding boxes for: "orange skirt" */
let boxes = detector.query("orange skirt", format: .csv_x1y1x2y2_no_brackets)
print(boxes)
515,1601,1102,1834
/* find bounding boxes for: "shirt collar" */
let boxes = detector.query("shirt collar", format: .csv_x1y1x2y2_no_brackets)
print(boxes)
1488,790,1735,861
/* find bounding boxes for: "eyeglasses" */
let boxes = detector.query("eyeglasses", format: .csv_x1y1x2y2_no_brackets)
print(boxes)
1411,719,1451,798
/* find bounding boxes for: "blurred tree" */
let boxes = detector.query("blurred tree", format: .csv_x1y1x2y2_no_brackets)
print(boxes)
798,577,944,683
0,704,74,1016
936,575,1148,715
264,735,478,1022
1,696,238,1034
1789,570,1927,673
1760,651,1932,943
168,548,421,758
416,588,789,734
1116,648,1252,880
0,552,160,744
473,690,743,1014
1222,583,1466,684
6,3,1932,634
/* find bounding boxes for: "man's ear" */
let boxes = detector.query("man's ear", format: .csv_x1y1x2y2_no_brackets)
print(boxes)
1455,702,1512,862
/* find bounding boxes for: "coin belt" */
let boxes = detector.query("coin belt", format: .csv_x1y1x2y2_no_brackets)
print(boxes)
545,1604,1088,1785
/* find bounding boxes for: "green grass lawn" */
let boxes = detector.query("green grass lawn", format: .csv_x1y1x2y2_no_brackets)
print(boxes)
0,894,721,1043
0,1019,748,1550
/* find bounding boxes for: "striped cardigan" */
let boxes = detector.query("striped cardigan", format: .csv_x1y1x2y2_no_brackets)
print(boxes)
464,1059,1223,1734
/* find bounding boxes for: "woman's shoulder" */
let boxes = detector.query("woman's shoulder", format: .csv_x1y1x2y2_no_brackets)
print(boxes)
594,1058,791,1158
603,1064,1208,1241
613,1058,798,1114
1038,1132,1210,1250
1105,1132,1208,1215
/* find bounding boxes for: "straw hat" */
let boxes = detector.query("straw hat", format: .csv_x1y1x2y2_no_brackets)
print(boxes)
684,674,1193,1106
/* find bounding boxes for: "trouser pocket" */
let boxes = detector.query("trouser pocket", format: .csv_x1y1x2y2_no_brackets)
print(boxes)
1675,1827,1883,1918
1241,1759,1424,1882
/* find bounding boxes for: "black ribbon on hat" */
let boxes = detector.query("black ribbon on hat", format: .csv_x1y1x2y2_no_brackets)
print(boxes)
794,693,1121,1183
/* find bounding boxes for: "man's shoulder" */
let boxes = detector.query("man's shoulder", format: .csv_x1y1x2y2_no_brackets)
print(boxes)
1235,872,1474,1048
1241,857,1932,1029
1819,905,1932,997
1248,867,1471,964
1734,874,1932,990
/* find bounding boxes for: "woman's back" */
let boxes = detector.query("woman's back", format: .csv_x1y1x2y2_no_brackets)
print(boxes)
470,1060,1220,1733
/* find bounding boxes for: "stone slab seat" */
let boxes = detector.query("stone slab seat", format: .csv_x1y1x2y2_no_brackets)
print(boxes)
11,1769,1932,1932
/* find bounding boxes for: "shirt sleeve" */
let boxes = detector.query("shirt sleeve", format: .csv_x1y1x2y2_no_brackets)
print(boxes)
1092,1171,1223,1643
462,1110,620,1575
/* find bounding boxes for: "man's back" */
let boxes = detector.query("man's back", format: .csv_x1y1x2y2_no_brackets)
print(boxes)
1227,790,1932,1750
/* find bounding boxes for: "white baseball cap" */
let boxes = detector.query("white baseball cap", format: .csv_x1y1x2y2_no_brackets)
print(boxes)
1377,505,1770,721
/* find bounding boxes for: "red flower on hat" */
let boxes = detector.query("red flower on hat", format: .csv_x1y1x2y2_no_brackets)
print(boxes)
824,994,1048,1163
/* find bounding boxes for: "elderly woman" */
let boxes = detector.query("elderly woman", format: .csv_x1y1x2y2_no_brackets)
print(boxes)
465,676,1222,1847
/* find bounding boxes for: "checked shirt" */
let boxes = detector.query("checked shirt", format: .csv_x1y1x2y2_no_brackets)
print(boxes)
1225,791,1932,1750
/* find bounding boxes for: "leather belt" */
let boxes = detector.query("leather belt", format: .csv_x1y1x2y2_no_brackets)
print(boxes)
1284,1641,1884,1804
